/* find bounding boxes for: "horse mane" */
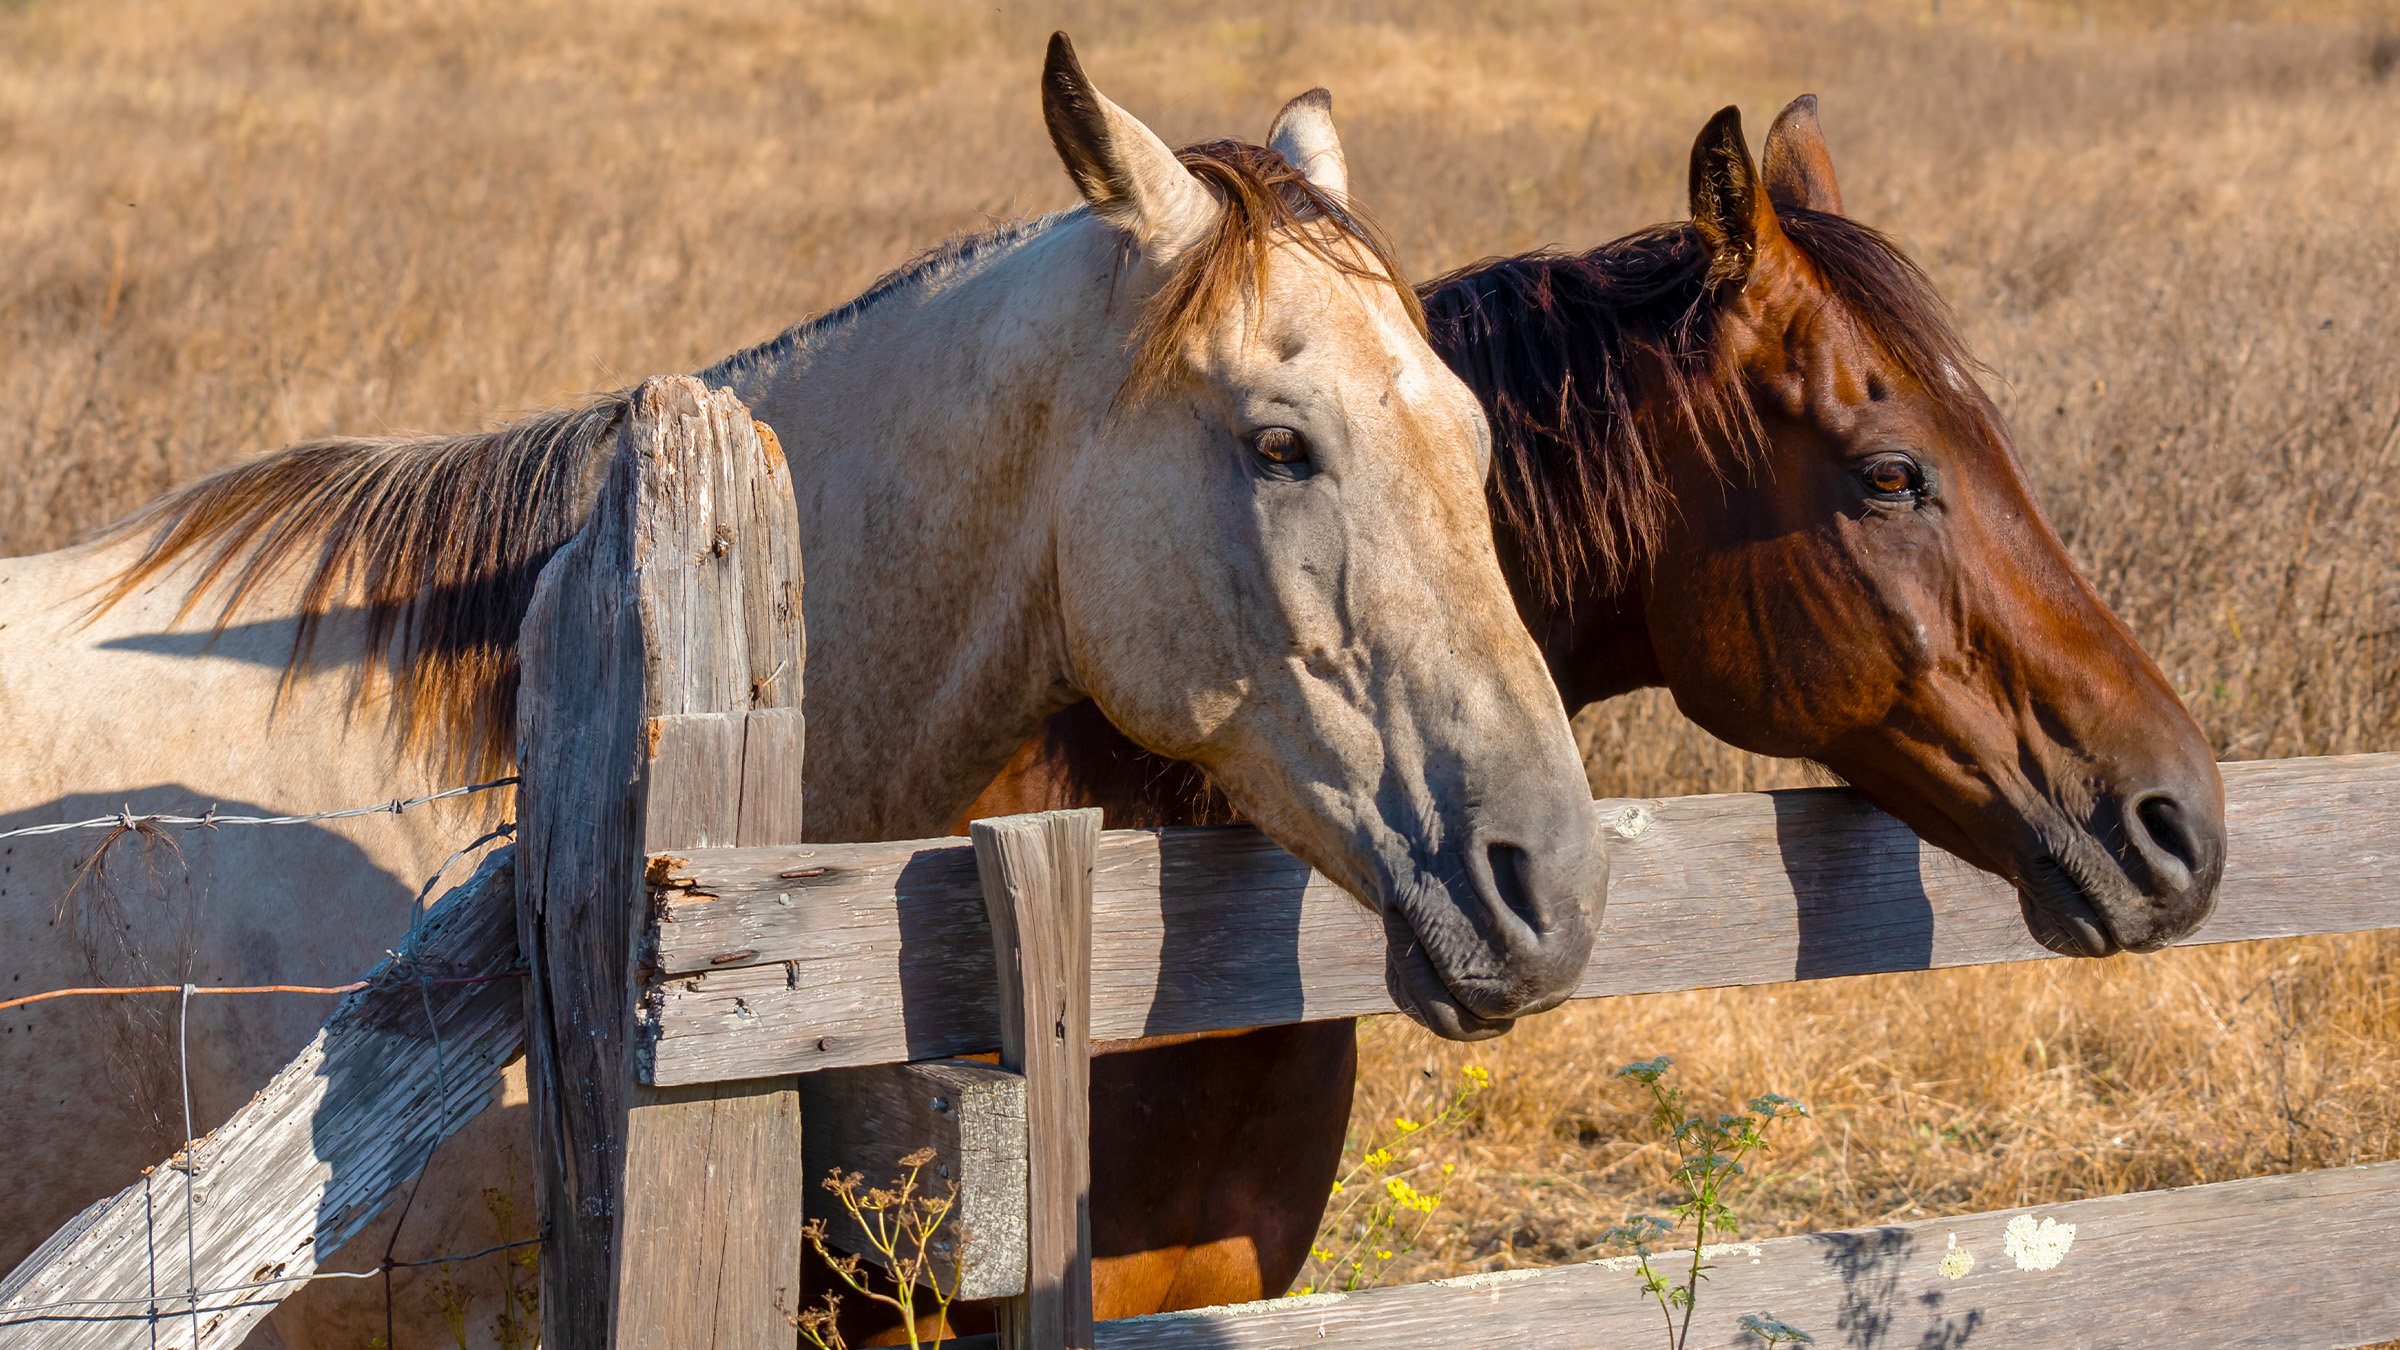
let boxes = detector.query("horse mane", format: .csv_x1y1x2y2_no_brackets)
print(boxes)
93,398,629,780
1424,207,1984,610
87,138,1412,785
1128,139,1423,398
698,213,1071,390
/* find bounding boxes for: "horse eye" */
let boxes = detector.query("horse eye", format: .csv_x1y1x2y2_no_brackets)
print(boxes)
1250,427,1308,465
1860,453,1922,499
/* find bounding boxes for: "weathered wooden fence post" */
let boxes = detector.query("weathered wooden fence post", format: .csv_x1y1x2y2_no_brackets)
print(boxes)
970,808,1101,1350
516,374,807,1350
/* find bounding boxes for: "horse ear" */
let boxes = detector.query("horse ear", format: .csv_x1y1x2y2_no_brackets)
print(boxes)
1042,32,1217,254
1761,95,1844,216
1687,105,1784,286
1268,87,1349,198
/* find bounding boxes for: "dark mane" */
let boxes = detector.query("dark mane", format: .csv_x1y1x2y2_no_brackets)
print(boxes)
1423,209,1985,608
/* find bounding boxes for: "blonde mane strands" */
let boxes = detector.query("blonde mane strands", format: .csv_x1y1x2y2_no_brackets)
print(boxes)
85,146,1421,785
93,397,629,780
1126,139,1423,400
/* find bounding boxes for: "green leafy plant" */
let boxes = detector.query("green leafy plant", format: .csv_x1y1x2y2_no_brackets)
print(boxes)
1294,1063,1490,1295
1601,1056,1811,1350
1737,1312,1815,1346
787,1148,966,1350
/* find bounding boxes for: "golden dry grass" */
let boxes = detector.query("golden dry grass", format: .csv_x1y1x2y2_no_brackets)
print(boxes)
5,0,2400,1324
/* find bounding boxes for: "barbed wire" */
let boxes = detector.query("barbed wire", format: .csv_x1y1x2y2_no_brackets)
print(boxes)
0,971,526,1015
0,811,534,1340
0,1235,548,1326
0,776,519,842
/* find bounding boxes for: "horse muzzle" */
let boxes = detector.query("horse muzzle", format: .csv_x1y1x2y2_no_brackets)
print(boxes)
2013,776,2225,958
1374,818,1607,1041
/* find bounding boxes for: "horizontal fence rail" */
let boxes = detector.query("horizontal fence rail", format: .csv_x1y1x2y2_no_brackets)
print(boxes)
995,1160,2400,1349
18,753,2400,1346
643,752,2400,1085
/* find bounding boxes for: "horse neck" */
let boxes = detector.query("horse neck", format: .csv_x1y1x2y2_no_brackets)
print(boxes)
711,218,1119,842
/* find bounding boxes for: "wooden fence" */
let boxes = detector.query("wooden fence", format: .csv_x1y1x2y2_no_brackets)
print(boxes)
7,374,2400,1349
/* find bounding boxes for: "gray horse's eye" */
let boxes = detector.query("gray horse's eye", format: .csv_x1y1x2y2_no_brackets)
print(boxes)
1248,426,1315,480
1251,427,1307,464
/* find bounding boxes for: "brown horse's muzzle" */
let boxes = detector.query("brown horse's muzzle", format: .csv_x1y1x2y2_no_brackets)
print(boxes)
2011,765,2226,958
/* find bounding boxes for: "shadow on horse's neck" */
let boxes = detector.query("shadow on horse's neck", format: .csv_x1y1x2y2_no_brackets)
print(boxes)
1502,530,1664,717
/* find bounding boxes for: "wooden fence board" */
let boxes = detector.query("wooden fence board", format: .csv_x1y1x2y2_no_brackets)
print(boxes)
516,374,806,1350
1025,1160,2400,1349
974,809,1102,1350
0,851,521,1350
798,1059,1028,1300
644,753,2400,1084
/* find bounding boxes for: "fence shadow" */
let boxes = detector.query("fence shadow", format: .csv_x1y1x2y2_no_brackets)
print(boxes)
892,843,1004,1058
1771,789,1937,980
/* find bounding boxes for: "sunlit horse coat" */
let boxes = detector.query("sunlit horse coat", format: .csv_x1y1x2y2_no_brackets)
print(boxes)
0,42,1607,1348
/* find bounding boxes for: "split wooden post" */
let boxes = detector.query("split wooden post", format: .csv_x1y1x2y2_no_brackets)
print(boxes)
516,374,807,1350
969,809,1102,1350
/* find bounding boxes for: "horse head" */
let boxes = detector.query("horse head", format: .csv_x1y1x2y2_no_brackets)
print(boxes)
1498,99,2224,957
1034,41,1602,1036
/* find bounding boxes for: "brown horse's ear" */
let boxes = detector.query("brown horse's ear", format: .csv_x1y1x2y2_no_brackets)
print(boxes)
1761,94,1844,216
1042,32,1217,253
1268,87,1349,198
1688,105,1784,287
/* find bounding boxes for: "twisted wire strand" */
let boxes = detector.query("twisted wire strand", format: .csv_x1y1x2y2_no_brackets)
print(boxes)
0,1236,548,1325
0,776,518,841
0,971,523,1014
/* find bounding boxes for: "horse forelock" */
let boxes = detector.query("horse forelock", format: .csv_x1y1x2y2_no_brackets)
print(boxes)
92,396,630,782
1126,139,1424,400
1772,206,1999,440
1424,211,1991,613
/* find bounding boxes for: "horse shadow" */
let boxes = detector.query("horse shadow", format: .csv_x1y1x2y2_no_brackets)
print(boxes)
882,822,1310,1056
0,787,420,1288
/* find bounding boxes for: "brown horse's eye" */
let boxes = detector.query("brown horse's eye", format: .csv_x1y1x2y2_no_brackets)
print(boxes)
1251,427,1307,464
1860,453,1923,500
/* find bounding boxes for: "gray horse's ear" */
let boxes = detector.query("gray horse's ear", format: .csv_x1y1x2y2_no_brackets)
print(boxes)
1268,88,1349,198
1761,94,1844,216
1042,32,1217,254
1688,104,1784,287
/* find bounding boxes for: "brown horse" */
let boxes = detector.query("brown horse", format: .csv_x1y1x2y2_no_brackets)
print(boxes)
840,96,2226,1339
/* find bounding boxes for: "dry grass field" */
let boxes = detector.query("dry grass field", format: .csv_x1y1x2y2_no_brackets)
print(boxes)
6,0,2400,1331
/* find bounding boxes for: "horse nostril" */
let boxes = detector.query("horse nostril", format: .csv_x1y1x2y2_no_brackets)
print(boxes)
1486,842,1541,930
2131,792,2203,878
